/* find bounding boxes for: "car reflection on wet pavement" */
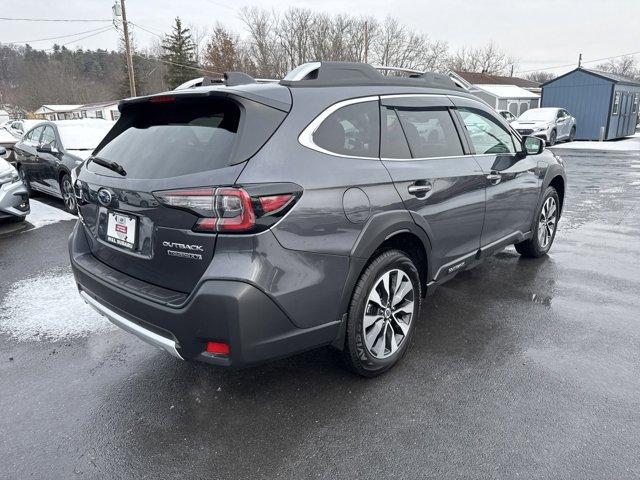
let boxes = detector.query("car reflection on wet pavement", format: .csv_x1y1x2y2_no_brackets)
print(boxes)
1,148,639,479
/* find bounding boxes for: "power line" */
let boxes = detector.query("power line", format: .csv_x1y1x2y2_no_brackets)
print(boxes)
44,26,115,51
0,16,112,23
518,50,640,74
133,51,222,76
128,21,163,39
5,26,115,45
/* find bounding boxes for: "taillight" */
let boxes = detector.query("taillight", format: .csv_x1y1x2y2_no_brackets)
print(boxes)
154,186,299,233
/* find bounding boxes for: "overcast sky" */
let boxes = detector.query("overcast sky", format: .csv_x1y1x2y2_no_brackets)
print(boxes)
2,0,638,75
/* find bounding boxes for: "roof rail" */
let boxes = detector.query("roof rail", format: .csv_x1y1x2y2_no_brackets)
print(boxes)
174,73,279,90
373,65,425,76
280,61,462,91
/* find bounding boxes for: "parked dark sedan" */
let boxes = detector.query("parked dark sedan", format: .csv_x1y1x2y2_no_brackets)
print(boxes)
13,119,114,213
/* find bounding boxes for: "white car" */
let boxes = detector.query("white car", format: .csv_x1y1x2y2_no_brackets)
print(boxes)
511,107,576,146
6,119,45,139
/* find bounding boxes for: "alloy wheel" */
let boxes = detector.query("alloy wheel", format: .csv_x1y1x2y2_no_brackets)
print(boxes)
62,177,76,212
537,196,557,249
363,268,415,359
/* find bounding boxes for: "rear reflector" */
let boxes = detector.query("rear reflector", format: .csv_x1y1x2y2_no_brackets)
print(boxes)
205,341,230,356
258,194,293,214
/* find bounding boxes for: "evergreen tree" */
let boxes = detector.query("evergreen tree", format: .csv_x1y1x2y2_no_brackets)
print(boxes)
161,17,198,88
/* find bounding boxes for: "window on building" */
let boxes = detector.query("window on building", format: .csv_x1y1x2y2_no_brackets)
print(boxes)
312,101,379,158
110,110,121,121
95,110,104,119
394,108,464,158
458,107,516,155
81,110,87,118
632,94,639,114
612,92,621,115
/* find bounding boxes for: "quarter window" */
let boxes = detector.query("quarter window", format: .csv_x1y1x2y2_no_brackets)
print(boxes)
458,108,516,155
312,101,379,158
381,107,411,159
394,108,464,158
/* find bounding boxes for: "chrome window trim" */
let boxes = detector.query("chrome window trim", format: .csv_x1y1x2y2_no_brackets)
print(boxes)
298,95,380,159
298,93,498,161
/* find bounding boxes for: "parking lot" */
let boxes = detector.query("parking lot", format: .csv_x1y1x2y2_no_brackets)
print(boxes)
1,147,639,479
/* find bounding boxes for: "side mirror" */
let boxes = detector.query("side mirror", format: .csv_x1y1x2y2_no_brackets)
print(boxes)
522,136,544,156
37,143,58,154
0,146,6,157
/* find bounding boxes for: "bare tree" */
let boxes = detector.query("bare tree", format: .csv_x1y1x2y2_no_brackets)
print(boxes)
450,42,515,75
596,55,638,79
524,71,556,84
188,23,209,65
239,7,283,78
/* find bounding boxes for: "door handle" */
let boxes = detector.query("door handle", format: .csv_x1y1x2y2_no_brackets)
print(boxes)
408,182,432,196
486,173,502,183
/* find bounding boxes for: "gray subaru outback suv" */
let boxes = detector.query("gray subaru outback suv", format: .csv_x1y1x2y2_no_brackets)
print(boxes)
69,62,566,376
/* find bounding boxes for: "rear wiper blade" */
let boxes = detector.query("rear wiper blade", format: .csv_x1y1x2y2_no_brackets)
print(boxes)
90,156,127,176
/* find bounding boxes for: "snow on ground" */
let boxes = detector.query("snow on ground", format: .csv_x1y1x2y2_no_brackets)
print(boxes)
27,199,76,228
551,132,640,152
0,269,115,342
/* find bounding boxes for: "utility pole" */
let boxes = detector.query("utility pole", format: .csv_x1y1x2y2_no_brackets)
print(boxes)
114,0,137,97
363,21,368,64
510,64,514,77
578,53,582,68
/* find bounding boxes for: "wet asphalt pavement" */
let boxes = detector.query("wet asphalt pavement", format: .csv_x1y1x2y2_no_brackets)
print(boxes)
1,149,639,479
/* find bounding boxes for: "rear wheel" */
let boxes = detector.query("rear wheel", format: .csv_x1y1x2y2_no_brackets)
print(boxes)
515,186,560,258
60,173,77,214
343,249,421,377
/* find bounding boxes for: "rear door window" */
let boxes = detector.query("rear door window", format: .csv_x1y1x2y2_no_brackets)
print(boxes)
381,107,411,159
395,108,464,158
90,98,242,179
312,101,379,158
25,126,44,146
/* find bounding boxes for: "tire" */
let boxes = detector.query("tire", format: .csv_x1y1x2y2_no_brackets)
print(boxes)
17,165,33,196
515,186,560,258
546,129,557,146
59,173,77,214
568,126,576,142
343,249,422,377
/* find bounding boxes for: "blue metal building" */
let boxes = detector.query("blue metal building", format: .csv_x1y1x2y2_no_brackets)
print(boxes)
541,68,640,140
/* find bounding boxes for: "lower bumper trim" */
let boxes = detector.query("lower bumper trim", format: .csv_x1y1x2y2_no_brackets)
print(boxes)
80,290,184,360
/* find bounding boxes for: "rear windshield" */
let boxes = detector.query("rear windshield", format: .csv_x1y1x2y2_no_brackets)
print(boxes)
90,98,241,179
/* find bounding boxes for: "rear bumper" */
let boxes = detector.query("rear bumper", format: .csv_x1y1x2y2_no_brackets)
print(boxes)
0,180,29,219
69,222,339,367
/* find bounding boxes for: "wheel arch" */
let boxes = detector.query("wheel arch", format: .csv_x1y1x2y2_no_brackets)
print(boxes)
332,210,433,350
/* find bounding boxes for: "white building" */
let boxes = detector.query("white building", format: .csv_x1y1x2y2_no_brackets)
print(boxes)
75,101,120,121
34,101,121,122
34,105,82,121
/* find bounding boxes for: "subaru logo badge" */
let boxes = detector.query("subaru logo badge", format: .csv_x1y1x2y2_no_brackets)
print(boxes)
97,188,113,207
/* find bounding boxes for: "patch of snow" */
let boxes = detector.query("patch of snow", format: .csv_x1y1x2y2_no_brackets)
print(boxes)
551,134,640,152
0,129,17,143
26,199,76,228
0,270,115,341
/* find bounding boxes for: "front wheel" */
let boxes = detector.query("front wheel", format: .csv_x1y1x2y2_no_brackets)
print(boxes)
568,126,576,142
515,186,560,258
60,173,77,214
17,165,33,196
343,249,422,377
546,129,557,146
